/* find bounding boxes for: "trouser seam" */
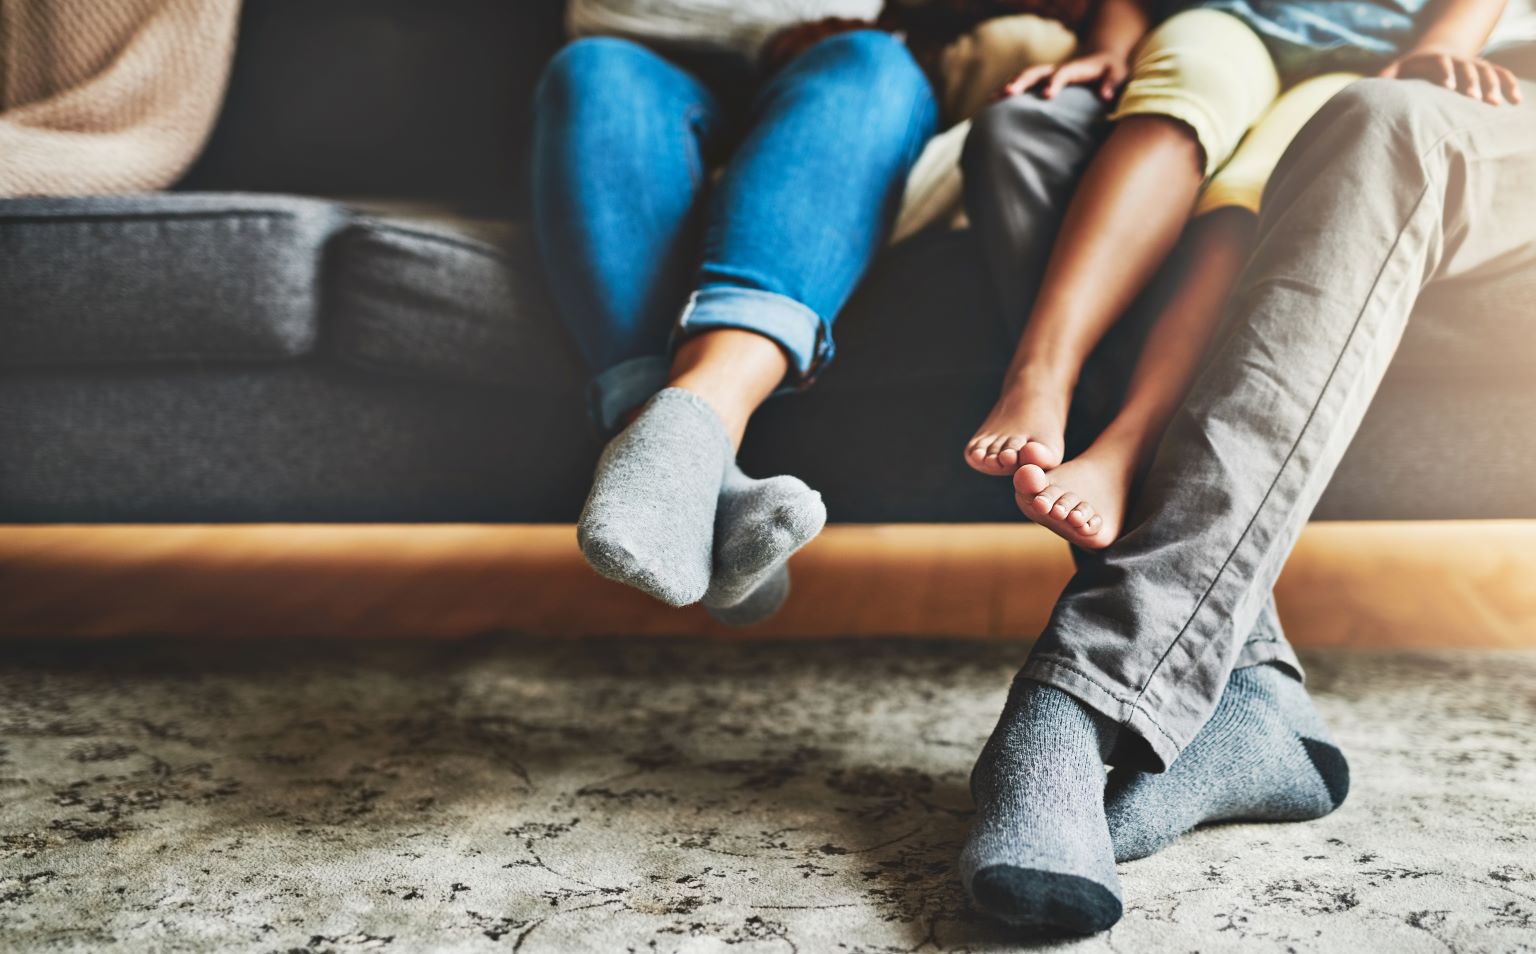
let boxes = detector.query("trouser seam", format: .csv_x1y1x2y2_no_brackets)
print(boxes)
1124,174,1437,719
1026,655,1183,750
1026,654,1138,706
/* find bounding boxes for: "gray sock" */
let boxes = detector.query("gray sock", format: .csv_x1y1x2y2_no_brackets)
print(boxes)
576,387,731,606
960,679,1123,934
702,463,826,625
705,562,791,626
1105,663,1349,862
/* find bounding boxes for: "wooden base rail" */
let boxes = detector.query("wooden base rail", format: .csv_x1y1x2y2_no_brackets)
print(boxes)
0,522,1533,646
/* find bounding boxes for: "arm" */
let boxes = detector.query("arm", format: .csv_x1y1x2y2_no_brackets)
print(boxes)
1001,0,1151,101
1380,0,1522,104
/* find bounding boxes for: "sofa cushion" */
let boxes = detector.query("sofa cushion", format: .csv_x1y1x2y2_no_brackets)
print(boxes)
326,207,583,392
0,194,346,367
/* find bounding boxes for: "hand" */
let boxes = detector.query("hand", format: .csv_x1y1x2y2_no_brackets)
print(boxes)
1379,49,1523,105
994,51,1130,103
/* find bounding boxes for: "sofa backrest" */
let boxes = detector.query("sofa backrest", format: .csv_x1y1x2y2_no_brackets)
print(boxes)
179,0,568,214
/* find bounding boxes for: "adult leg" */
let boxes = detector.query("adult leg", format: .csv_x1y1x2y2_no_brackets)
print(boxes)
964,9,1279,475
674,30,939,432
531,37,723,430
578,31,938,608
956,13,1279,932
1068,74,1364,860
960,86,1111,336
1019,77,1536,774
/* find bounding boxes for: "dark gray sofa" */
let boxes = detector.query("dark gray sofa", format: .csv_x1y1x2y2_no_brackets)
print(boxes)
3,0,1533,524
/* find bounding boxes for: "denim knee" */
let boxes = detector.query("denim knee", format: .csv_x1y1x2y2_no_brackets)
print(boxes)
536,36,673,111
793,30,934,115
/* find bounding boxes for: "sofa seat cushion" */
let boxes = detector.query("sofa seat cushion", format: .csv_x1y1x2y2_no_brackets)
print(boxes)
0,194,346,367
326,203,582,393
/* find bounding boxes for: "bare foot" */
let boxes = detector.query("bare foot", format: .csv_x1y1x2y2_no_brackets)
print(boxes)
1012,448,1136,549
964,381,1068,476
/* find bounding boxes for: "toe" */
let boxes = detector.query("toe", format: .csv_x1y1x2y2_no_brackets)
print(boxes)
1013,463,1050,494
1020,440,1062,470
997,436,1027,471
1074,513,1112,550
1031,483,1067,516
966,437,1002,473
1065,501,1095,528
1013,464,1051,498
1051,492,1081,520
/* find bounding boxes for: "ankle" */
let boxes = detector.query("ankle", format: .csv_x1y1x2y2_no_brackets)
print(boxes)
1090,415,1167,473
1003,360,1077,403
664,376,752,448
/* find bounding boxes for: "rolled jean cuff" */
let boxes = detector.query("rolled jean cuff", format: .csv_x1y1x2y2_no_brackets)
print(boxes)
589,354,671,433
676,285,833,382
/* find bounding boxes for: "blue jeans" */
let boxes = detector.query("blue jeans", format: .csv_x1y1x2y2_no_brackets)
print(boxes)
532,31,938,430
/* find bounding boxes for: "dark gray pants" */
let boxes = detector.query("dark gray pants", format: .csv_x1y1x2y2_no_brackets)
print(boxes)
962,76,1536,770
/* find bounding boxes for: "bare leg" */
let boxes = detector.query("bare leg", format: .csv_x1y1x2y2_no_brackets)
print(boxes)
965,115,1204,475
608,329,791,450
1015,207,1257,547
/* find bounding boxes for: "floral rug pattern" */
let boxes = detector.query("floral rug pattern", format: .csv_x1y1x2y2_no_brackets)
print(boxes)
1,637,1533,953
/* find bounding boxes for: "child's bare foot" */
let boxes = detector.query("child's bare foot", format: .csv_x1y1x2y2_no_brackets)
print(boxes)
1012,447,1136,549
964,381,1068,476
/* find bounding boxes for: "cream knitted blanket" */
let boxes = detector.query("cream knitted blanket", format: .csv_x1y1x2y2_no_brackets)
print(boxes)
0,0,240,197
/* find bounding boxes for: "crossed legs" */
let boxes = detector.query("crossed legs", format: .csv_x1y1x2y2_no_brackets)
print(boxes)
533,32,937,618
963,77,1536,931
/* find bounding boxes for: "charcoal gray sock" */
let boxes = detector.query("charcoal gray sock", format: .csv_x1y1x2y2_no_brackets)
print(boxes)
576,387,731,606
702,463,825,626
1105,663,1350,862
960,679,1123,934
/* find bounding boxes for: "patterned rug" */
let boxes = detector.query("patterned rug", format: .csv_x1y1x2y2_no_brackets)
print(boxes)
1,637,1533,953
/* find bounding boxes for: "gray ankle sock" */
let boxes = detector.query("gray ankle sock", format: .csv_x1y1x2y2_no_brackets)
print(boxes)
960,679,1123,934
702,463,826,624
1105,663,1349,862
705,562,791,626
577,388,731,606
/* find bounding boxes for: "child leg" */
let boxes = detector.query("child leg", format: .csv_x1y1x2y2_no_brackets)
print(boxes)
1017,72,1362,548
1015,206,1254,545
965,9,1278,475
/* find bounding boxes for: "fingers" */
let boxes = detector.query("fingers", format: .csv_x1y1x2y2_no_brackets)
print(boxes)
1044,62,1092,99
1098,62,1129,102
1497,63,1524,104
1478,60,1504,105
1044,60,1112,99
1455,56,1481,101
1405,52,1458,90
1381,52,1524,107
1002,64,1055,98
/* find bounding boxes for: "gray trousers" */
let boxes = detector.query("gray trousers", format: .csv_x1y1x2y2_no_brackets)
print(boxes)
961,75,1536,770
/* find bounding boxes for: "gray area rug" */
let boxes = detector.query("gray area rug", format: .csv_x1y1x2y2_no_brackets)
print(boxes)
1,637,1533,953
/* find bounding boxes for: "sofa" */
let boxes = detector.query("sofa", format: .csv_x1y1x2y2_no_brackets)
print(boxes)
3,0,1533,525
